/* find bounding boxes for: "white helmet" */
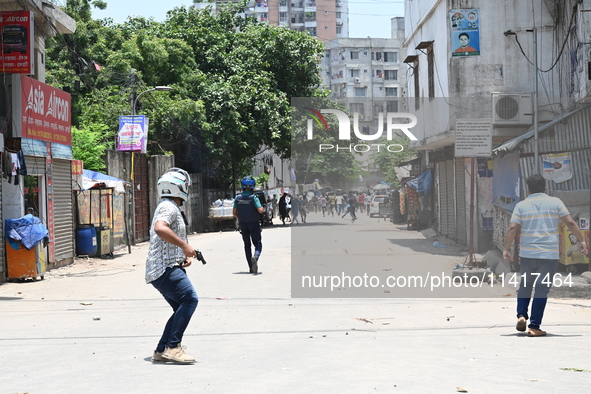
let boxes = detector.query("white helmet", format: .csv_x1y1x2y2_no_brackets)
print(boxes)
158,167,191,202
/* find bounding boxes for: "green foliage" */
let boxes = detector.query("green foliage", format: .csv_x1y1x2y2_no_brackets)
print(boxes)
369,135,415,190
46,2,325,184
72,124,110,171
254,173,270,187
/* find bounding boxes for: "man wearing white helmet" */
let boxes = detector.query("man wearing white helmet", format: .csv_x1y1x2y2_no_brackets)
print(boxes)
146,167,199,363
233,176,265,273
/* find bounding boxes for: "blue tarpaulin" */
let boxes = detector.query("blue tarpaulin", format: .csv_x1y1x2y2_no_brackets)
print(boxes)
406,170,432,196
5,214,50,250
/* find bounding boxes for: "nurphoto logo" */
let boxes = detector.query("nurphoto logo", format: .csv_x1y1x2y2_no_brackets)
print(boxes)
304,108,418,152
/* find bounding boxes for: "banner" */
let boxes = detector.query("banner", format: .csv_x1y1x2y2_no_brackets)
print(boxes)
117,115,148,153
450,9,481,57
542,153,572,183
0,11,34,74
21,75,72,145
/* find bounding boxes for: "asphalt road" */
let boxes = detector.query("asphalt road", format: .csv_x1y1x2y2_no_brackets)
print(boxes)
1,211,591,393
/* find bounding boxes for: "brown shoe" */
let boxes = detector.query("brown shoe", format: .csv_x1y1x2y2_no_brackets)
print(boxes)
162,344,196,363
527,328,546,337
516,317,527,332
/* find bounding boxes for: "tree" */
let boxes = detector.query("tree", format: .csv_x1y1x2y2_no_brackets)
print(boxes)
71,124,110,171
46,2,325,187
369,134,415,190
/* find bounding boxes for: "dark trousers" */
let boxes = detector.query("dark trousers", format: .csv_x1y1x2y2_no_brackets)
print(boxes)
517,257,558,329
239,221,262,269
151,266,199,352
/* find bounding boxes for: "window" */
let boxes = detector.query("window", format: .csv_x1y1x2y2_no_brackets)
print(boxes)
305,12,316,22
280,12,288,22
350,103,364,114
350,51,359,59
385,88,398,97
355,87,366,97
384,70,398,80
372,52,382,61
307,27,316,36
374,69,383,78
384,52,397,62
386,101,399,112
325,26,329,30
336,26,342,34
428,47,435,99
324,11,328,15
336,12,342,18
350,69,360,78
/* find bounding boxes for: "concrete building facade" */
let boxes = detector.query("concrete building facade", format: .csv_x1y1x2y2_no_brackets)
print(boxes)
403,0,591,257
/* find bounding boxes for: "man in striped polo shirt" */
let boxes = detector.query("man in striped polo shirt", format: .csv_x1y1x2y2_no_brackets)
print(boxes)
503,174,588,337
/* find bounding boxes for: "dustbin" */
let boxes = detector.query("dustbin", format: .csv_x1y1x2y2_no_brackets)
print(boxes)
96,226,114,256
76,224,97,256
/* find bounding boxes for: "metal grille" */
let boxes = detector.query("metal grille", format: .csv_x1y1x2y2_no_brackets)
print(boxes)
52,159,74,263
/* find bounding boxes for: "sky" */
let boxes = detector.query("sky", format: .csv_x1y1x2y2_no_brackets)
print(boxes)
91,0,405,39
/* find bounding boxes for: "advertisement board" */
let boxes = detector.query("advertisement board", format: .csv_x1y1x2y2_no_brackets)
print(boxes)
0,11,34,74
19,75,72,145
117,115,148,153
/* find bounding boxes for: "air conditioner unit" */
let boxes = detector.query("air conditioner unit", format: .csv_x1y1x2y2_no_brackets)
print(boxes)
354,77,360,84
336,21,343,26
491,93,533,126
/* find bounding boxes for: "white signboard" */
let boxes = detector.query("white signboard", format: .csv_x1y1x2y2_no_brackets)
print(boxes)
455,119,492,157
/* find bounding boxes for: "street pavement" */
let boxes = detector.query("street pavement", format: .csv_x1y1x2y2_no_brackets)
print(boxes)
1,210,591,393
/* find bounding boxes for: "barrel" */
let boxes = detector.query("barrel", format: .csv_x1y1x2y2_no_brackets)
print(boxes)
76,224,97,256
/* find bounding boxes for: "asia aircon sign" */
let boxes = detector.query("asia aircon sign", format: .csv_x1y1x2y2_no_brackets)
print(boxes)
13,75,72,145
0,11,34,74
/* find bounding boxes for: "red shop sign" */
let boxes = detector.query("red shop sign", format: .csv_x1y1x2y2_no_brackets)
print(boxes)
21,75,72,145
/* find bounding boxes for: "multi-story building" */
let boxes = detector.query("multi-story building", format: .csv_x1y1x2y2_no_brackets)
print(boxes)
195,0,349,40
403,0,591,257
321,17,406,140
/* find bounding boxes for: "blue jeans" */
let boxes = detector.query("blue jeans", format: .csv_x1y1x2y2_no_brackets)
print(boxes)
151,266,198,352
516,257,558,330
239,221,262,269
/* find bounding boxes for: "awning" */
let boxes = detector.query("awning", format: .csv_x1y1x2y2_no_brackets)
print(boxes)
83,170,126,193
492,105,589,156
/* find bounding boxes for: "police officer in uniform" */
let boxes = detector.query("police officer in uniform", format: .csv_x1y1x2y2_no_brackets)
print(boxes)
233,176,265,273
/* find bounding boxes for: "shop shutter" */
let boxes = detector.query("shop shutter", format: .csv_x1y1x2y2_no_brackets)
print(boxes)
134,155,150,242
445,160,455,239
52,159,75,263
24,155,46,175
455,158,467,244
437,162,448,237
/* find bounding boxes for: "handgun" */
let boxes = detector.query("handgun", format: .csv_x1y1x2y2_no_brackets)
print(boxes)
195,250,207,265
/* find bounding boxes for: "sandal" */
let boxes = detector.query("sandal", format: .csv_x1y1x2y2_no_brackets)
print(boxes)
527,328,546,337
516,317,527,332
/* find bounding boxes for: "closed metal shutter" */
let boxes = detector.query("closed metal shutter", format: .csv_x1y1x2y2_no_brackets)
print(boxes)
455,158,467,244
445,160,455,239
25,155,46,175
52,159,74,263
438,162,448,237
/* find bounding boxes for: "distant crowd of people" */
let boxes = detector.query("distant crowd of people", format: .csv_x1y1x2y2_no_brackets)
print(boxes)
265,189,388,225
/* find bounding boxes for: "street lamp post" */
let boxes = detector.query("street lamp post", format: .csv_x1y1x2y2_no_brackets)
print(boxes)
131,86,173,115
